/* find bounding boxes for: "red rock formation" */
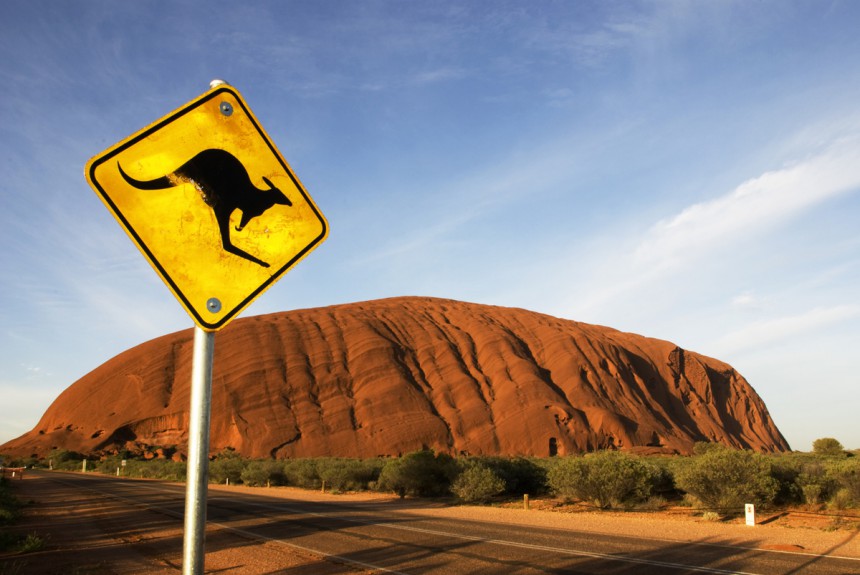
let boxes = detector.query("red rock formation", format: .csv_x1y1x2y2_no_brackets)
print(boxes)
2,297,789,459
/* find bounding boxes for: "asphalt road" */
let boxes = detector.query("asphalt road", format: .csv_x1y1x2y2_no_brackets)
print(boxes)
7,471,860,575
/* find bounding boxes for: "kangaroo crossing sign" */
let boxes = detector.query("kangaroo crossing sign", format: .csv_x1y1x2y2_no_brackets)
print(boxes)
85,84,328,331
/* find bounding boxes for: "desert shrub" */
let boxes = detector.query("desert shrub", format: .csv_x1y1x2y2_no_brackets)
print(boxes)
812,437,845,457
829,488,856,510
94,454,152,478
376,450,458,498
468,456,548,496
797,459,838,505
45,449,85,471
802,483,825,506
546,451,656,509
17,532,45,553
283,459,321,489
452,462,506,503
825,458,860,508
317,458,384,492
4,455,39,469
691,442,724,456
0,531,45,554
93,455,122,474
125,458,187,481
209,449,246,484
768,455,803,505
645,457,678,495
241,460,286,487
674,445,779,512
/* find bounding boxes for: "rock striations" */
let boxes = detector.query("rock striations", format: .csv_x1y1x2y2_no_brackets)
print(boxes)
2,297,789,459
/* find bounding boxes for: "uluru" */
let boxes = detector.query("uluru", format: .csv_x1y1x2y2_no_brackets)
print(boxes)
2,297,789,459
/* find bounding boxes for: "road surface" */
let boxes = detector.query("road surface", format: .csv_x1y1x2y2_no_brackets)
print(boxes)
2,470,858,574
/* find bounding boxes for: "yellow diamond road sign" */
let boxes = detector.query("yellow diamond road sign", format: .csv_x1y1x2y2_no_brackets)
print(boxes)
85,84,328,331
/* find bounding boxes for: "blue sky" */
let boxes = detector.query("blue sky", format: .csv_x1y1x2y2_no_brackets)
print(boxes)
2,1,858,451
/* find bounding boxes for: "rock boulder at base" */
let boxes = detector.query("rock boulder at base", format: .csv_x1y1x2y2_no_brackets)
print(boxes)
2,297,790,458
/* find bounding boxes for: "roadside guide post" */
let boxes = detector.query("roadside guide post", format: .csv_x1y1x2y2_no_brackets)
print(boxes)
745,503,756,526
84,80,328,575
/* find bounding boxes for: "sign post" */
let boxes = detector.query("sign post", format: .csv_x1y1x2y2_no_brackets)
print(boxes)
85,80,328,575
183,327,215,574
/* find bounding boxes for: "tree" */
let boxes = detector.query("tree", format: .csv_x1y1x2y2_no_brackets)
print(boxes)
812,437,844,457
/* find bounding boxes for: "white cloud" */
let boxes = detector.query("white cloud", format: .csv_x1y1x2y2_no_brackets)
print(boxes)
566,136,860,318
712,305,860,356
634,138,860,272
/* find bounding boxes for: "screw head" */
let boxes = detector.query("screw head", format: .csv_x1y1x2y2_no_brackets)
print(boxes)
220,101,233,116
207,298,222,313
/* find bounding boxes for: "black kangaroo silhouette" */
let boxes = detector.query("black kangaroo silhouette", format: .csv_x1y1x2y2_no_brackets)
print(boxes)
118,148,292,268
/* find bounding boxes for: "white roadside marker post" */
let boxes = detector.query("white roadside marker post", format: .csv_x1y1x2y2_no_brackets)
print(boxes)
745,503,756,526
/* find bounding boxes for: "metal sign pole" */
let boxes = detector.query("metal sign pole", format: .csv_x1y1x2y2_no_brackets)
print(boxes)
182,326,215,575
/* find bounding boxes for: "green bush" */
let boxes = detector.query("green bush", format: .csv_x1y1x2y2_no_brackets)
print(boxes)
674,445,779,511
468,456,548,496
376,450,458,497
546,451,656,509
283,459,321,489
825,458,860,508
317,458,384,492
3,455,39,469
797,459,837,505
17,532,45,553
89,453,186,480
452,462,506,503
209,449,246,484
769,456,802,505
692,442,724,456
32,442,860,514
241,460,286,487
129,458,187,481
45,449,85,471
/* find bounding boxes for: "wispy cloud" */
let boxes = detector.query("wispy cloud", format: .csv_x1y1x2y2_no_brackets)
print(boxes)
634,138,860,272
712,305,860,355
568,136,860,316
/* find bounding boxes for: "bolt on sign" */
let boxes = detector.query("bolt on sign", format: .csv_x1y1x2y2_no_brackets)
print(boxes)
85,84,328,330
